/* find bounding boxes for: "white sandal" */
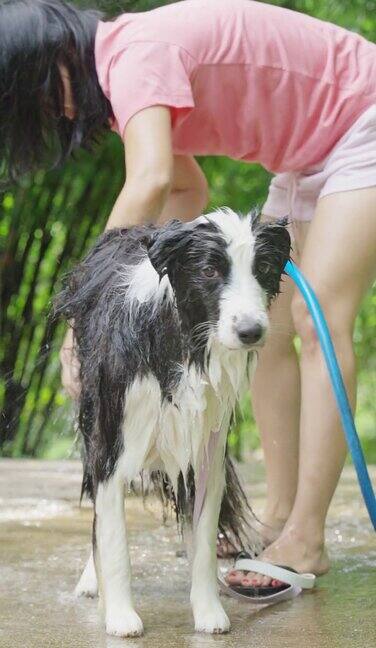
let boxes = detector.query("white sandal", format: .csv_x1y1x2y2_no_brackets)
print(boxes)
218,556,316,605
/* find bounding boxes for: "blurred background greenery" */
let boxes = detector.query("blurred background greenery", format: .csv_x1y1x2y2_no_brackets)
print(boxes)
0,0,375,462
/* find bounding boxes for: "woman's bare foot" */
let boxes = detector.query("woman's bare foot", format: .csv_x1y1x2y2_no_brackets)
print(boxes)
255,513,288,547
226,522,329,588
224,513,287,576
216,508,287,558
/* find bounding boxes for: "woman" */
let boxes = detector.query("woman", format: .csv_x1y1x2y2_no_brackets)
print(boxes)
1,0,375,596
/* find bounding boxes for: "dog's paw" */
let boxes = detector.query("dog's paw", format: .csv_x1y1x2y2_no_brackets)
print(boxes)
193,601,230,634
74,582,98,598
106,609,144,638
74,576,98,598
74,556,98,598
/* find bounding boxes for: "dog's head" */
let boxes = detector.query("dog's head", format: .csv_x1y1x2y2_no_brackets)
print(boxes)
147,209,290,350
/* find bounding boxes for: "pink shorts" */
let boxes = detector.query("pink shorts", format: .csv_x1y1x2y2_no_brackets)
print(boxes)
263,104,376,222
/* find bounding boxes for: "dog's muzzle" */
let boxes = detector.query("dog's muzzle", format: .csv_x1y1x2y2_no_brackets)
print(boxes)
234,317,266,348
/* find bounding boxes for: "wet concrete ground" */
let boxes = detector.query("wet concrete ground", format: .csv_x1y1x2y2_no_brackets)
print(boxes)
0,458,375,648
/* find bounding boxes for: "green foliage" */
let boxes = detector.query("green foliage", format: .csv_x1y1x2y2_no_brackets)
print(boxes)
0,135,125,456
0,0,375,461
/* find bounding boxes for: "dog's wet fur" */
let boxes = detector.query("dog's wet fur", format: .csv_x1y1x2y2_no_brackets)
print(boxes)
55,209,290,636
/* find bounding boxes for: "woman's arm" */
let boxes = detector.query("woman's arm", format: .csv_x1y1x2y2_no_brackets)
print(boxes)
61,106,209,398
158,154,209,223
106,106,209,229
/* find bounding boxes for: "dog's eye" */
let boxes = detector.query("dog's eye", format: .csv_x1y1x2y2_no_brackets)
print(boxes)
202,266,219,279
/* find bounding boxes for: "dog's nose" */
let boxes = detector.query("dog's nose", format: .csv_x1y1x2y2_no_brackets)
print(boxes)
236,320,264,346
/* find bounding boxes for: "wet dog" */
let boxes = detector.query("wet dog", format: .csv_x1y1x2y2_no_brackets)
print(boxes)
55,209,290,637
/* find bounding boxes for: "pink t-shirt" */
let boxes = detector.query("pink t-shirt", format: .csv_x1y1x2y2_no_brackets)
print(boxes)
95,0,376,173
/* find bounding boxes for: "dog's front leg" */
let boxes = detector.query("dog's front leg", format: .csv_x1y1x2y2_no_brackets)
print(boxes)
190,437,230,634
95,471,143,638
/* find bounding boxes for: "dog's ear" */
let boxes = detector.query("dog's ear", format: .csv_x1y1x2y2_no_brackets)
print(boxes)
147,219,194,277
256,218,291,267
253,218,291,299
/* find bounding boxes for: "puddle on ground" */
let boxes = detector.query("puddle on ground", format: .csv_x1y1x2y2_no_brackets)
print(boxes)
0,459,375,648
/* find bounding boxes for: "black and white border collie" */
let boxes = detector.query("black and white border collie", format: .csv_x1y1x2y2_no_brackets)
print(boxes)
55,209,290,637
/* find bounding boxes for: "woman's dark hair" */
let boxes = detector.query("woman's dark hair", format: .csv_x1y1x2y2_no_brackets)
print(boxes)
0,0,113,185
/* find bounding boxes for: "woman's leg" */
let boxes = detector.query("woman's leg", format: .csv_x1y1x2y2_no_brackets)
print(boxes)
251,265,302,538
226,228,309,584
250,222,311,539
245,187,376,587
250,224,310,540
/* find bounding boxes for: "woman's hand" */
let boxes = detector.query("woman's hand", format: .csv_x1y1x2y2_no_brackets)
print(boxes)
59,327,81,400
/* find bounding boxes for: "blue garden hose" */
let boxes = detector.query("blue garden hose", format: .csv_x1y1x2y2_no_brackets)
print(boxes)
285,260,376,530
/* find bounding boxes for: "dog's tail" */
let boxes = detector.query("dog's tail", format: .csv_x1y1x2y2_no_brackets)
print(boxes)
219,455,261,554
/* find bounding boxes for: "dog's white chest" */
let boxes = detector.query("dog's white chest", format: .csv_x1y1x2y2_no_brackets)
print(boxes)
118,346,255,489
